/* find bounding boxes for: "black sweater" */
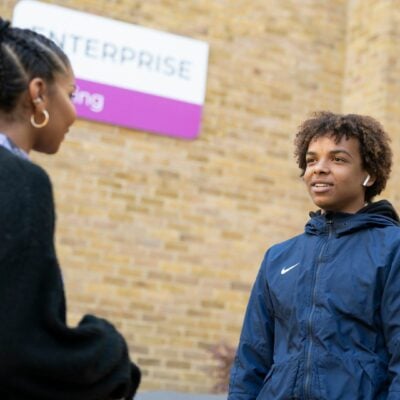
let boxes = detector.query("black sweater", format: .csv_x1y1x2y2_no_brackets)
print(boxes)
0,147,140,399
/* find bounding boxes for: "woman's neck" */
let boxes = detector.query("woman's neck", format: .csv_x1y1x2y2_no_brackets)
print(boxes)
0,121,33,153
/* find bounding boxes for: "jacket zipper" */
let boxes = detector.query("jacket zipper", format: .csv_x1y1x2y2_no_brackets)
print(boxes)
303,219,333,399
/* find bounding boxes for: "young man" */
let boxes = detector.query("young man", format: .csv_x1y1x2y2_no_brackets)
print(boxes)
228,112,400,399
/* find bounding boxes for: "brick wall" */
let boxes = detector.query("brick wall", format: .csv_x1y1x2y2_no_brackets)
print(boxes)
343,0,400,210
2,0,399,393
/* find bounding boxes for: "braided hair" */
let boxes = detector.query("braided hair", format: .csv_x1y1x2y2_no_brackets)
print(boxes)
0,18,70,113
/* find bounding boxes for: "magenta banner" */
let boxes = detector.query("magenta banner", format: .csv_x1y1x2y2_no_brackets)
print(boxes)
73,79,203,140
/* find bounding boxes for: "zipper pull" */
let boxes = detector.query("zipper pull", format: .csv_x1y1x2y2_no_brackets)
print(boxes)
326,218,334,235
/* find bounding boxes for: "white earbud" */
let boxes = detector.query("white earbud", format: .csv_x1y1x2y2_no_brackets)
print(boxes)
362,175,370,187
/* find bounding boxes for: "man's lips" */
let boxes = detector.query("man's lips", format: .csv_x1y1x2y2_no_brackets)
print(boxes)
311,182,333,193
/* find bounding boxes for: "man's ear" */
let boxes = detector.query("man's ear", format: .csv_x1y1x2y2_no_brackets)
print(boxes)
363,174,376,187
28,77,48,111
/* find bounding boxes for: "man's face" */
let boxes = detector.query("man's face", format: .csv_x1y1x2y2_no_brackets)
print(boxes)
303,135,373,213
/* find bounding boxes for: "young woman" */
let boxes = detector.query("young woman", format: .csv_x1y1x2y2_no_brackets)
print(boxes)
228,111,400,399
0,18,140,399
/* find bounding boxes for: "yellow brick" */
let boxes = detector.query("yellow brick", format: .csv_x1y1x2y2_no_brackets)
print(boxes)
4,0,397,394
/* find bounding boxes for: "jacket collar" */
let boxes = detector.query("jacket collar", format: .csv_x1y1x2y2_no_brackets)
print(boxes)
305,200,399,237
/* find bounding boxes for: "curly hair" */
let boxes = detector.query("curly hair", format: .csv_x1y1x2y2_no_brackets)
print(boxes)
294,111,392,202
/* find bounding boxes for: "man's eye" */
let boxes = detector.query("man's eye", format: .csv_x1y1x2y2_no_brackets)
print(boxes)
306,158,315,164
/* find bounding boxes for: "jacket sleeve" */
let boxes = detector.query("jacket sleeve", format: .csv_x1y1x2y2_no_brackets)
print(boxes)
381,241,400,400
0,158,140,400
228,253,274,400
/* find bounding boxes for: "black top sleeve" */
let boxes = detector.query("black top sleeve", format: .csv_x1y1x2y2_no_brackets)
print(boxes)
0,149,140,400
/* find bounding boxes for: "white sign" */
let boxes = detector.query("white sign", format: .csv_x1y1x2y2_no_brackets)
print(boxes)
13,0,210,139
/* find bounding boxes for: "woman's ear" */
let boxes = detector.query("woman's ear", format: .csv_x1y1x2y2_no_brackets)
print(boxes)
28,77,48,111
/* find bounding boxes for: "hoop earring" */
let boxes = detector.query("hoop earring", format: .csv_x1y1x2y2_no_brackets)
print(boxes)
30,110,49,128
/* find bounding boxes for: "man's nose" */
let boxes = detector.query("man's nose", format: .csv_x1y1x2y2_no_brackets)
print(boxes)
313,159,330,174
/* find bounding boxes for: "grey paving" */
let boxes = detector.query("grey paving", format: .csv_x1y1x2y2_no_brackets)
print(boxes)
135,392,227,400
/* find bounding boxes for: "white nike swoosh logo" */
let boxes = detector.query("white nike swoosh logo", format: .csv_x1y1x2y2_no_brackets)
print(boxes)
281,262,300,275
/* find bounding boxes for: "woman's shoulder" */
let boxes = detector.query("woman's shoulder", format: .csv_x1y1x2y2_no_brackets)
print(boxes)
0,147,51,188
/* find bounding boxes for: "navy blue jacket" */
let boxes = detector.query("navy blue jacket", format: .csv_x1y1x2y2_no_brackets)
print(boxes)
229,201,400,399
